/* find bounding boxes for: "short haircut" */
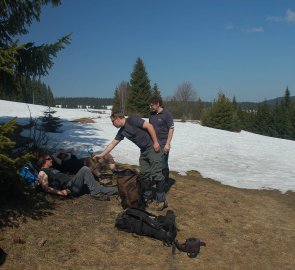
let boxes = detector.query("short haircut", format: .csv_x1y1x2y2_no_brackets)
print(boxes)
149,95,163,107
111,112,125,119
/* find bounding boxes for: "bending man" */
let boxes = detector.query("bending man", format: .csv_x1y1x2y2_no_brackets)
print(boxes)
94,112,167,210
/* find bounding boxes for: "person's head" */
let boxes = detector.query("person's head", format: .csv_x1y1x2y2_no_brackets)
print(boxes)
149,95,163,112
37,153,53,168
110,112,125,128
57,149,69,160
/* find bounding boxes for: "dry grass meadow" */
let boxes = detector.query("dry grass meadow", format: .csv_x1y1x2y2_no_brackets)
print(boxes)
1,169,295,270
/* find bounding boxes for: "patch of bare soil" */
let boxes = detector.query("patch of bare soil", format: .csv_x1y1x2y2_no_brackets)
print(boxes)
1,170,295,270
71,118,96,123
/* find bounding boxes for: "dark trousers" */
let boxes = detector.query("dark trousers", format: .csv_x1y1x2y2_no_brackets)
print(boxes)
139,148,166,203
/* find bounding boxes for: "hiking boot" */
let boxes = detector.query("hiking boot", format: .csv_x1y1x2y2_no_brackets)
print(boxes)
143,190,153,205
149,200,168,211
91,194,110,201
99,178,113,186
156,200,168,211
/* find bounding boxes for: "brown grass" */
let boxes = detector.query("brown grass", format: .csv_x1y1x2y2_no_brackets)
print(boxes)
1,170,295,270
71,118,96,123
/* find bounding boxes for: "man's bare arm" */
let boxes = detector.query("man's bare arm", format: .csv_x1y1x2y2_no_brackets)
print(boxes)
38,171,69,196
93,139,120,160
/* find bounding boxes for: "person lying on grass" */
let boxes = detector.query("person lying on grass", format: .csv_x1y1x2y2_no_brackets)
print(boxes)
51,148,84,175
37,153,118,198
52,148,117,175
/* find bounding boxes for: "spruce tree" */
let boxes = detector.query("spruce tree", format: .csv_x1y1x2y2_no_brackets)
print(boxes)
202,92,240,131
0,0,71,97
273,88,294,139
0,1,68,200
202,93,240,131
253,102,276,137
112,88,121,113
41,107,63,133
152,83,161,98
127,57,152,117
0,119,31,202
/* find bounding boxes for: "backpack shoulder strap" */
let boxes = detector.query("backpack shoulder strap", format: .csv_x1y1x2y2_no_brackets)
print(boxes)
125,208,160,229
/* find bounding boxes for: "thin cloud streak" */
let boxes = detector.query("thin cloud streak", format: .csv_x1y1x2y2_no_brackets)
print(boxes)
267,9,295,23
245,26,264,33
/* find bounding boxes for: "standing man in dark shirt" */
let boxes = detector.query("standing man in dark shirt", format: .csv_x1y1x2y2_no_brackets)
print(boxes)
94,112,167,210
149,95,174,180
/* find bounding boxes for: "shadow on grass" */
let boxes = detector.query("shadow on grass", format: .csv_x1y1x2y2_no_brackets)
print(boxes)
0,247,6,266
0,188,57,230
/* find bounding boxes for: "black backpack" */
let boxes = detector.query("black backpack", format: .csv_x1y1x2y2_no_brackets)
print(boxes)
115,208,206,258
115,208,177,245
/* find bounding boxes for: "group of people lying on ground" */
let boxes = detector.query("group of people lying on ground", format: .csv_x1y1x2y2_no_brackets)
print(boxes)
37,149,118,199
37,95,174,210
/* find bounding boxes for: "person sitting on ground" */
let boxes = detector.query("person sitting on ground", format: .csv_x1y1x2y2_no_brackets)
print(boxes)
52,148,84,175
37,153,118,198
94,153,116,172
84,153,117,186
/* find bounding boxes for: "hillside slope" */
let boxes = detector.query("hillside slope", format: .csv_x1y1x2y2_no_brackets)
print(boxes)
1,170,295,270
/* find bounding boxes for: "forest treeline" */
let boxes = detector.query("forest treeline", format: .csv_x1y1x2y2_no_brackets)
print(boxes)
2,57,295,141
111,57,295,141
202,89,295,140
0,78,55,106
55,97,112,109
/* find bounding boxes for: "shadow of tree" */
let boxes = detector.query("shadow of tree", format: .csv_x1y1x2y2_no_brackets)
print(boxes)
14,116,110,152
0,187,57,229
0,115,109,230
0,247,6,266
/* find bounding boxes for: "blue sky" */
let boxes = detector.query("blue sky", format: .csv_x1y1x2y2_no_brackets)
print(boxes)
23,0,295,102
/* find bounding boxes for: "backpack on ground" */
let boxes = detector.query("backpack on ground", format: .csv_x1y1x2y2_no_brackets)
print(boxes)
115,207,206,258
114,168,145,209
115,207,177,246
84,157,117,186
20,162,39,188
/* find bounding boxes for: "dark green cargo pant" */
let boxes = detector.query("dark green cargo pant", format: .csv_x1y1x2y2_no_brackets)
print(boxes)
139,147,166,203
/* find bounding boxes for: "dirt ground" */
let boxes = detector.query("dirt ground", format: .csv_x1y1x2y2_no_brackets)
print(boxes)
1,170,295,270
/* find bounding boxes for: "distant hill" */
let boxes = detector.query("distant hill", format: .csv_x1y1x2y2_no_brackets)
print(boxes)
202,96,295,110
53,95,295,110
260,96,295,106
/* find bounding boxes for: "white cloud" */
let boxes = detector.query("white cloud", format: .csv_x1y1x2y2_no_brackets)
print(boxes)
225,24,234,30
267,9,295,23
286,9,295,22
246,26,264,33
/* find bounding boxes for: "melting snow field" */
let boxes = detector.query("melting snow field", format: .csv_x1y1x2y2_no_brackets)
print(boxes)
1,99,294,193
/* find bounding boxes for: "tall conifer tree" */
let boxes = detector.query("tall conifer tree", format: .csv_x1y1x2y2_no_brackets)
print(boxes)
152,83,161,98
112,88,121,113
127,57,151,117
0,0,71,98
202,92,240,131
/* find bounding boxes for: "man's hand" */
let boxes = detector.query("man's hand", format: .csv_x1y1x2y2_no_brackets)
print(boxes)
163,144,171,153
153,142,160,152
57,189,70,196
94,154,104,161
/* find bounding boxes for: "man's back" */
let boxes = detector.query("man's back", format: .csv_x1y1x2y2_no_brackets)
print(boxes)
115,116,153,150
